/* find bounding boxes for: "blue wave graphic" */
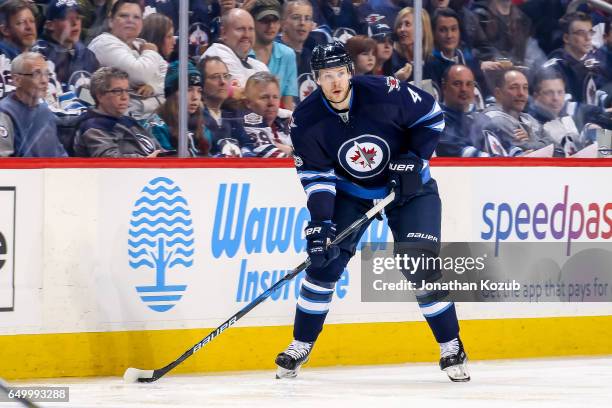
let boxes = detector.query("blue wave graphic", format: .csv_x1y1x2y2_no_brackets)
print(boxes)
129,259,155,268
129,217,192,228
136,284,187,292
149,304,174,312
149,177,174,185
128,237,195,248
141,185,181,196
131,207,191,217
128,226,194,238
128,248,148,258
168,258,194,268
134,196,187,207
140,295,183,302
173,248,194,257
129,177,194,313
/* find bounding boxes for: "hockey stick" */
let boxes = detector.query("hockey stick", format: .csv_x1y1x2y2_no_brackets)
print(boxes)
124,190,396,383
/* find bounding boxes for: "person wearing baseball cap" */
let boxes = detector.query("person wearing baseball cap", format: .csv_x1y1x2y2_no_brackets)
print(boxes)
250,0,298,110
368,22,393,75
33,0,99,88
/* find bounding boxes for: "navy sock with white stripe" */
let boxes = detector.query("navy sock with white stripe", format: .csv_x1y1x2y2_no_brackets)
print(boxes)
293,276,335,342
419,301,459,343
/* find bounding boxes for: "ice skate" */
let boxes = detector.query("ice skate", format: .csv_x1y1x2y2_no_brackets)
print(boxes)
439,337,470,382
275,340,313,379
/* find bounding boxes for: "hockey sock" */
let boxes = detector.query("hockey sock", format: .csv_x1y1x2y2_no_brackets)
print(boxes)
293,276,335,343
419,301,460,343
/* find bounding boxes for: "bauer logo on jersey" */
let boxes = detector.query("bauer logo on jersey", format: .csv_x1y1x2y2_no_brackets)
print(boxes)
385,76,400,93
128,177,194,312
338,135,390,179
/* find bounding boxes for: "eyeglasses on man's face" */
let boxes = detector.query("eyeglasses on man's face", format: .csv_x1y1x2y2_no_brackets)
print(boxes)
16,70,51,80
570,29,596,38
289,14,313,23
207,73,232,82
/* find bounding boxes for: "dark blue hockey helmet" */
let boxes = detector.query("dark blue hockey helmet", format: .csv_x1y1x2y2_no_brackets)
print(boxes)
310,41,353,78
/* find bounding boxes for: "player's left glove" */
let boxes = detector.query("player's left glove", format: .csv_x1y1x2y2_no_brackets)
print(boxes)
387,153,423,205
305,221,340,268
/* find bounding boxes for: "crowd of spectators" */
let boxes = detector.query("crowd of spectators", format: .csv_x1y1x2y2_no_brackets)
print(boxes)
0,0,610,158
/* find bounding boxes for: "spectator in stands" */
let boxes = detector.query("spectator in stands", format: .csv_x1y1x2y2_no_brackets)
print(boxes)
242,71,293,157
202,8,268,91
528,69,612,154
81,0,115,43
447,0,489,53
437,64,488,157
0,0,37,60
199,56,254,157
140,13,175,62
369,22,393,76
362,0,402,29
391,7,434,82
470,69,555,156
545,11,605,105
472,0,534,66
517,0,566,55
425,8,483,94
594,20,612,94
279,0,316,103
311,0,363,37
143,61,209,156
280,0,315,76
345,35,376,75
74,67,162,158
143,0,211,44
88,0,168,119
250,0,297,110
33,0,100,93
0,0,38,100
0,52,67,157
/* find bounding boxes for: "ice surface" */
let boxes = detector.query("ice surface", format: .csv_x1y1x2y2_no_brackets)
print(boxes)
5,357,612,408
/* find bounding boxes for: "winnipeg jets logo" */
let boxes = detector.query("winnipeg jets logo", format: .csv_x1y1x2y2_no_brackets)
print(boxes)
298,73,317,101
365,14,386,24
338,135,390,179
333,27,356,44
386,76,400,93
483,130,508,156
350,141,377,169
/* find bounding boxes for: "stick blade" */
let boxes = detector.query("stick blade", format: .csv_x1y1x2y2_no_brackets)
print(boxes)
123,367,155,383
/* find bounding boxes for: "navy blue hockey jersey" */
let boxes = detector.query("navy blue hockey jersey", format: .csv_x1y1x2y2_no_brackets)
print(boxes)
290,75,444,222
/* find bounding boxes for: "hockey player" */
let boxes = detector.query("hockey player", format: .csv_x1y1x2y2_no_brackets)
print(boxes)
275,41,470,382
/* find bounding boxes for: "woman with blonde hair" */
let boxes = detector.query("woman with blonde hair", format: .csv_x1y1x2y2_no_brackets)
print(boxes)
391,7,434,82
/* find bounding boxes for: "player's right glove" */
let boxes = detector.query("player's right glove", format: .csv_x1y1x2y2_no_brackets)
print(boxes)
388,153,423,206
305,221,340,268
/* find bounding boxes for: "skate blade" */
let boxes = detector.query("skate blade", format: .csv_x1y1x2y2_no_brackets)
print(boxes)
444,361,470,382
275,366,299,379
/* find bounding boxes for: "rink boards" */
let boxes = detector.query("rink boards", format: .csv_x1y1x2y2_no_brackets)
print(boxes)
0,158,611,379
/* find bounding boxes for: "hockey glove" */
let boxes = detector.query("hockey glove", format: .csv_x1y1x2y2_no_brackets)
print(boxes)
388,154,423,205
305,221,341,268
